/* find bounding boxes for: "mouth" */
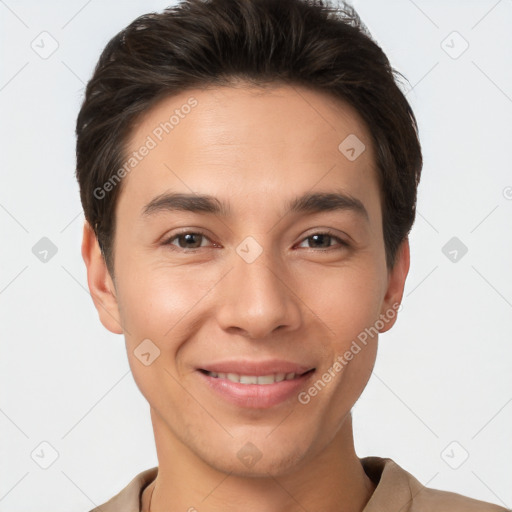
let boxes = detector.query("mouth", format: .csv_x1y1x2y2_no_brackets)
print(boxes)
196,363,316,408
198,368,315,385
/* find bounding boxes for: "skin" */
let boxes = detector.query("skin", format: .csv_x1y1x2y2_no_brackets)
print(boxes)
82,83,410,512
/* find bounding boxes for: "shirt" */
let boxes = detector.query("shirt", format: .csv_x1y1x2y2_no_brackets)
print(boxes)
88,456,509,512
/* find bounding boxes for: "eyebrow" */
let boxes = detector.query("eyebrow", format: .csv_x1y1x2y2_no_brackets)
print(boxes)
141,190,369,221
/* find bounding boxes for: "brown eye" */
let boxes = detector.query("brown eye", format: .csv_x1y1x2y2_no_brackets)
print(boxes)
297,232,349,250
163,232,212,250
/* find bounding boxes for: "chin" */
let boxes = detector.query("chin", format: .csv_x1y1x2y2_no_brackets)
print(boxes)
198,431,315,478
211,449,309,479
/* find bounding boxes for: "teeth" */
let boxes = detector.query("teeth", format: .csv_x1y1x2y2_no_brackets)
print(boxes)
205,371,298,384
240,375,258,384
257,375,275,385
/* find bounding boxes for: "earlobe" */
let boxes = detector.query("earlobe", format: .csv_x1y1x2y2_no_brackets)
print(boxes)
81,220,124,335
378,238,410,334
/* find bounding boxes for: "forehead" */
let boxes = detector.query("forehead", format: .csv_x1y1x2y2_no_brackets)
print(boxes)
118,83,381,223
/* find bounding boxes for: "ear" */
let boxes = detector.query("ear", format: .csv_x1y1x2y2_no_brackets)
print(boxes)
81,220,124,335
378,237,410,334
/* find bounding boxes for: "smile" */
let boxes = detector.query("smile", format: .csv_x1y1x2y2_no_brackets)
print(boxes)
202,371,303,384
197,366,316,408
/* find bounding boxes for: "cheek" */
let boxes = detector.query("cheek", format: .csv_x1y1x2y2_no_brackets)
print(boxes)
116,257,216,339
296,262,385,344
115,260,229,398
299,267,383,424
294,262,384,404
115,266,208,408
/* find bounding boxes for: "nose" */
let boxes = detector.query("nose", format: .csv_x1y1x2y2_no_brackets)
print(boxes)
216,246,302,340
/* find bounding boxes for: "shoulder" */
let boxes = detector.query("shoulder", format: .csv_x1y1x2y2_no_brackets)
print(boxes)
413,483,509,511
88,467,158,512
361,456,509,512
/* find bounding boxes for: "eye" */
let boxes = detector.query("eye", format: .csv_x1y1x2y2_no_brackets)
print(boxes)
161,230,349,252
162,231,216,250
296,231,349,250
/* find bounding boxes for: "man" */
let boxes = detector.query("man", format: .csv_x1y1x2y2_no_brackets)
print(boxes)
76,0,508,510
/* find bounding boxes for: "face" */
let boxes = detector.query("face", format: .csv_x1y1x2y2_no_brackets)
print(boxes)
83,83,409,477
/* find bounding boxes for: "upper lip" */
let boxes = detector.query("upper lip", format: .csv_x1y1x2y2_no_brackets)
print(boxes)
198,360,315,376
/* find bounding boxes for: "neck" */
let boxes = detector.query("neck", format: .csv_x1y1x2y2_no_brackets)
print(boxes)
142,409,375,512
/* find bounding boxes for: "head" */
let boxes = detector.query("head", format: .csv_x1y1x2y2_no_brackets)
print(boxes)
77,0,421,477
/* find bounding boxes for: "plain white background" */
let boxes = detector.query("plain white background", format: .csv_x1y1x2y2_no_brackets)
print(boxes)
1,0,511,510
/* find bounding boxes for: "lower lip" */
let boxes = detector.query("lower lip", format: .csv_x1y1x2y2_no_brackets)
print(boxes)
197,370,315,409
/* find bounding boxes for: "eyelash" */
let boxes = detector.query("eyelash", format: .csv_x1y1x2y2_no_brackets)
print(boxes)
161,229,349,252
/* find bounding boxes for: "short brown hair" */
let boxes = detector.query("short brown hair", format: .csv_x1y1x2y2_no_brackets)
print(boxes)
75,0,422,276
